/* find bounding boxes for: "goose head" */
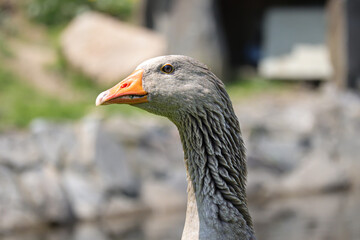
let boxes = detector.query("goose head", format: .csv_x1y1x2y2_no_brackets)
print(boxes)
96,55,224,121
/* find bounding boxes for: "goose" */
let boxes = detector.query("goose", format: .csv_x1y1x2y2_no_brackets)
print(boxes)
96,55,255,240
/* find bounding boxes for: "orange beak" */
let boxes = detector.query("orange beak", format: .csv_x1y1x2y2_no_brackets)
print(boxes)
96,69,148,106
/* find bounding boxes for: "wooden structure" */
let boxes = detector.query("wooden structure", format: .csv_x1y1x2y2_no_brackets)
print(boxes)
142,0,360,89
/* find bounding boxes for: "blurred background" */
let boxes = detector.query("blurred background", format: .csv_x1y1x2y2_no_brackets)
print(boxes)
0,0,360,239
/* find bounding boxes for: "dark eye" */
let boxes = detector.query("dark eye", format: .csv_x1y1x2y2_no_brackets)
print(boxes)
161,64,174,74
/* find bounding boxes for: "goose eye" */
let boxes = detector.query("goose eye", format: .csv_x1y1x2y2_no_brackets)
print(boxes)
161,64,174,74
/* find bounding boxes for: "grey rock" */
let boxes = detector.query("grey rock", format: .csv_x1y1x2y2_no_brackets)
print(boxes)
0,233,40,240
246,168,278,201
74,223,109,240
42,228,73,240
247,133,309,172
68,117,98,169
0,132,40,170
62,170,104,220
273,152,351,196
0,166,39,232
101,195,148,219
100,215,145,238
315,90,360,165
253,192,360,240
237,89,360,198
238,97,317,173
94,122,138,196
104,115,184,184
30,119,77,167
103,116,187,213
143,212,185,240
141,177,187,212
77,117,139,196
17,166,72,223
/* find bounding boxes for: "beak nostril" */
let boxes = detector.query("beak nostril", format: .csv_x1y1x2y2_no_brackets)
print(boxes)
120,83,129,89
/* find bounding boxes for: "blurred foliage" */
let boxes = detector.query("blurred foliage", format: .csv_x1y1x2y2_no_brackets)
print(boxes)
25,0,137,26
0,33,13,57
226,77,290,100
0,66,89,130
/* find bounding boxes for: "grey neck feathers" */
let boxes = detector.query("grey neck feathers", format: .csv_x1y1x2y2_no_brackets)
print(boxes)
174,87,255,239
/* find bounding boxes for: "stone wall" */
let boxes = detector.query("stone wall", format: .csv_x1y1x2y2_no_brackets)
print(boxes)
0,115,186,233
0,88,360,233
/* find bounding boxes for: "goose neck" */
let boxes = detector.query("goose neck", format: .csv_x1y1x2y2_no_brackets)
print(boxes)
176,107,255,239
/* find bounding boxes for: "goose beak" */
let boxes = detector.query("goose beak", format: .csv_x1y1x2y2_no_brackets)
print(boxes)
96,69,148,106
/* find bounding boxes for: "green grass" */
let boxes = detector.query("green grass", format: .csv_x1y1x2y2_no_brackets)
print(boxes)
0,33,13,57
25,0,137,26
0,66,90,131
226,77,289,101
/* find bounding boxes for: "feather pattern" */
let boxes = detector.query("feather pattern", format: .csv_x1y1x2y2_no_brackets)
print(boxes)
175,72,255,239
